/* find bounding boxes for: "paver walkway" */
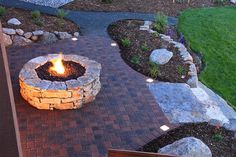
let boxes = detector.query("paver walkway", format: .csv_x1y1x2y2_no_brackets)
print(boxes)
0,0,177,36
7,37,175,157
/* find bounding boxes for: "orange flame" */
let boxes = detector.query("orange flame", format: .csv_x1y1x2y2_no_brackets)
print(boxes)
50,54,65,74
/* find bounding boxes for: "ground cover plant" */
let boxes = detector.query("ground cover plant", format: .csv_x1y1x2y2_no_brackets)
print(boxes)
178,7,236,109
108,20,190,83
0,6,78,32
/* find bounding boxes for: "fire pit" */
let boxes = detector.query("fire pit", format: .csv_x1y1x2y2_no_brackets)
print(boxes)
19,54,101,110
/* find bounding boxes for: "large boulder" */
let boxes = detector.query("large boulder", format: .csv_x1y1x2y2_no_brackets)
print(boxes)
57,32,72,40
7,18,21,25
158,137,212,157
3,33,12,47
12,35,32,46
230,0,236,4
41,32,58,44
149,49,173,65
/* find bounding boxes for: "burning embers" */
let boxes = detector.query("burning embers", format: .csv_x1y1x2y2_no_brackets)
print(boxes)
19,54,101,110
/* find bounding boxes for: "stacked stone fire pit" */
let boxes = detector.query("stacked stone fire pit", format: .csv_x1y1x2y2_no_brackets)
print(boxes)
19,54,101,110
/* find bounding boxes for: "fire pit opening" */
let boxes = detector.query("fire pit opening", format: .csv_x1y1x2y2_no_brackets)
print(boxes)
19,54,102,110
36,60,86,81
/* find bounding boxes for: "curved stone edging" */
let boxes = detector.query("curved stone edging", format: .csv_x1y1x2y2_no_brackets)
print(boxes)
140,21,198,88
19,54,101,110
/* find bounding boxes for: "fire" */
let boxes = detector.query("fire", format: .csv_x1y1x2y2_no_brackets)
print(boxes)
50,54,65,74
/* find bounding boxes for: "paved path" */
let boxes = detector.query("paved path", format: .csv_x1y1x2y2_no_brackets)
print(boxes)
7,37,175,157
0,0,177,36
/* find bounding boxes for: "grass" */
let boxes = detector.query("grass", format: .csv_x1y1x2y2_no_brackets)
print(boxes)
178,7,236,109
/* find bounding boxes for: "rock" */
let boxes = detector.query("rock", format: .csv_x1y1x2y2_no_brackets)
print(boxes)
3,33,12,47
7,18,21,25
32,30,44,36
54,31,59,35
149,49,173,65
31,35,38,41
209,119,223,127
187,75,198,88
41,32,58,44
16,29,24,36
148,82,209,123
223,119,236,131
230,0,236,3
73,32,79,37
158,137,212,157
24,32,32,39
3,28,16,35
12,35,32,46
57,32,72,40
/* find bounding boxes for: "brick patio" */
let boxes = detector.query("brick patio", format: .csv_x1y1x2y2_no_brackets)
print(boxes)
8,36,174,157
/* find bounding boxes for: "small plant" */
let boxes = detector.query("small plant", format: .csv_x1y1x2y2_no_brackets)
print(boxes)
141,43,150,52
56,9,68,19
154,12,167,33
102,0,113,4
130,55,140,65
0,6,6,17
121,38,131,47
212,133,223,142
31,10,41,20
177,65,186,76
149,62,159,78
31,10,43,26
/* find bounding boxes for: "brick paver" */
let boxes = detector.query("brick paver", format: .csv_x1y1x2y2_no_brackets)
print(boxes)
7,36,174,157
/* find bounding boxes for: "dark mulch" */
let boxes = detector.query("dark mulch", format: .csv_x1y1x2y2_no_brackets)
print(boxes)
108,19,189,83
139,123,236,157
36,61,85,81
62,0,232,16
0,6,79,32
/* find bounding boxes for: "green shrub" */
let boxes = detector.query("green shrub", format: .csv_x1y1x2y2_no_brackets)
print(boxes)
177,65,186,76
212,133,223,142
154,12,167,33
0,6,7,17
102,0,113,4
31,10,41,20
141,43,150,52
149,62,159,78
56,9,68,19
130,55,140,65
121,38,131,47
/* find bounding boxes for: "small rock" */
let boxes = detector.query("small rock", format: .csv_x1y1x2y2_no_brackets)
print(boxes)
209,119,223,127
54,31,59,35
32,30,44,36
16,29,24,36
149,49,173,65
12,35,32,46
7,18,21,25
3,33,12,47
139,25,149,31
73,32,79,37
187,75,198,88
31,35,38,41
57,32,72,40
158,137,212,157
144,21,152,26
3,28,16,35
41,32,58,44
24,32,32,39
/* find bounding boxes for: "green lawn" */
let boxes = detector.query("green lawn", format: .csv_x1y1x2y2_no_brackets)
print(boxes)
178,7,236,109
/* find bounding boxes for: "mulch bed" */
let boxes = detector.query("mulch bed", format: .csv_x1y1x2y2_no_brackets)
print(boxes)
36,61,85,81
0,6,79,32
108,19,190,83
62,0,233,16
139,123,236,157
